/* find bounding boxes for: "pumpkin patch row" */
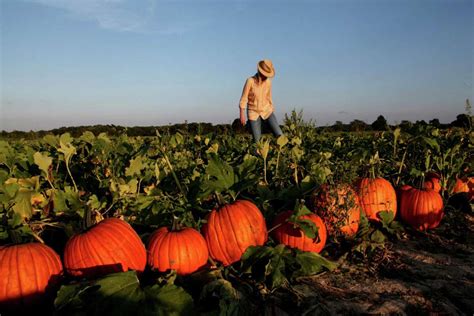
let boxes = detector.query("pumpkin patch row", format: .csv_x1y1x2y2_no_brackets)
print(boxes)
0,175,450,311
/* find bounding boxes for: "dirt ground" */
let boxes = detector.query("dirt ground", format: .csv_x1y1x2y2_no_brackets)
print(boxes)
266,208,474,315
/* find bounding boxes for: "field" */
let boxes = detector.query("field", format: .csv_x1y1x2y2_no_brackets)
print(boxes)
1,112,473,315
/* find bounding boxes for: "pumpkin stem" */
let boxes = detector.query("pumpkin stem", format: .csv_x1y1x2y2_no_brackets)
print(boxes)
215,192,225,207
171,215,182,231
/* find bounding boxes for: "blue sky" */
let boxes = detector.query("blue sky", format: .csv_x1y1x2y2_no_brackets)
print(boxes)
1,0,473,131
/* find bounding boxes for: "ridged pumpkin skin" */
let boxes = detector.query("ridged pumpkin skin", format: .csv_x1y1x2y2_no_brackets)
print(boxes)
311,184,361,236
0,243,63,309
272,211,327,253
356,177,397,221
400,186,444,231
64,218,147,278
202,200,267,266
148,227,209,275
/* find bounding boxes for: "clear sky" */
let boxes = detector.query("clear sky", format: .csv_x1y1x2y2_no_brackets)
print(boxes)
1,0,473,131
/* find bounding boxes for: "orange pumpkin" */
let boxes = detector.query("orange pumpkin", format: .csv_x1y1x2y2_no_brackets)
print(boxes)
63,218,147,278
452,177,474,200
311,184,360,236
356,177,397,221
423,172,442,193
399,186,444,231
202,200,267,266
272,210,327,253
0,243,63,310
148,227,209,275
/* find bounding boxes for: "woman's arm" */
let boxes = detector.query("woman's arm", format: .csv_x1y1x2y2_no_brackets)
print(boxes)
239,78,252,125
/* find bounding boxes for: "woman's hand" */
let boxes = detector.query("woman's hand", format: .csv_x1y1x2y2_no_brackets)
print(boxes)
240,109,246,126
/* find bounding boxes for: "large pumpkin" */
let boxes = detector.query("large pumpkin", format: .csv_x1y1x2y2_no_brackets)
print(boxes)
202,200,267,266
356,177,397,221
311,184,360,236
148,227,209,275
64,218,147,278
0,243,63,310
272,210,327,253
399,186,444,231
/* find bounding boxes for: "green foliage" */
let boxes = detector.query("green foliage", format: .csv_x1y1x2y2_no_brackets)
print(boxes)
54,271,194,316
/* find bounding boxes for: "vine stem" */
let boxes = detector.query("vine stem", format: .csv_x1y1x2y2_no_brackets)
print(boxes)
267,223,283,234
162,149,188,202
395,147,408,186
65,160,78,192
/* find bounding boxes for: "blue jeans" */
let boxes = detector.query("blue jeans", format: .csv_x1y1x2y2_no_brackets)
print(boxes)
248,113,283,142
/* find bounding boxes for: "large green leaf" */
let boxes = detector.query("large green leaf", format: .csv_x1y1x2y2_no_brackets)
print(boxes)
55,271,194,316
293,251,337,278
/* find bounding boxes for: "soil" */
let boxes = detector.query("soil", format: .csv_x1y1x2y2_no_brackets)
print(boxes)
266,208,474,315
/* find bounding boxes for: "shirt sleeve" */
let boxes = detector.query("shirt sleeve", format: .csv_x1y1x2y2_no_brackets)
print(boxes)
239,78,252,109
267,79,273,107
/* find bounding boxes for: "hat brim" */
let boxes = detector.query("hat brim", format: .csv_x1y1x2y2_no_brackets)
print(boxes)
258,66,275,78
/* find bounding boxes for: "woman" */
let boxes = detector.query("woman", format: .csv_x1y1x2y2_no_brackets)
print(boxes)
239,59,283,142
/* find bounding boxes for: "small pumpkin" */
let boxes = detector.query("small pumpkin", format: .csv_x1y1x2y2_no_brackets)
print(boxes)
148,227,209,275
356,177,397,221
423,172,442,193
63,218,147,278
311,184,361,236
399,186,444,231
272,210,327,253
202,200,267,266
452,177,474,200
0,243,63,310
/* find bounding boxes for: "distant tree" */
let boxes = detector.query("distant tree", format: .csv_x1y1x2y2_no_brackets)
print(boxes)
349,119,368,132
429,118,441,128
451,114,472,129
371,115,388,131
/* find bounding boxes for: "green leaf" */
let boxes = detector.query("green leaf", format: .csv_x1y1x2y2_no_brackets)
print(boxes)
145,284,194,316
293,251,337,278
378,210,395,224
240,245,274,278
200,279,250,316
33,152,52,177
277,135,289,148
199,155,235,196
126,156,145,177
55,271,194,316
12,188,33,219
55,271,145,316
370,230,386,243
266,244,290,289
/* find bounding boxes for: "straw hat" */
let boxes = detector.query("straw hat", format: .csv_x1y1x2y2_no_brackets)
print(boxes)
257,59,275,78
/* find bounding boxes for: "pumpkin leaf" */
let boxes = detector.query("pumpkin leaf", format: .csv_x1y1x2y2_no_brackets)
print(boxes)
293,251,338,278
266,244,291,290
125,156,145,177
33,152,52,177
145,284,194,316
199,155,235,197
54,271,194,316
199,279,252,316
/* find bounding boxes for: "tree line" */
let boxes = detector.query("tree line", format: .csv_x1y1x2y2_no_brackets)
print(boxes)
1,113,471,140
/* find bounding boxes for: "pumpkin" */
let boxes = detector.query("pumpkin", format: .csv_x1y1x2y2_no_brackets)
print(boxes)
63,218,147,278
423,172,442,193
0,243,63,310
452,177,474,200
399,186,444,231
311,184,360,236
272,210,327,253
356,177,397,221
202,200,267,266
148,227,209,275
